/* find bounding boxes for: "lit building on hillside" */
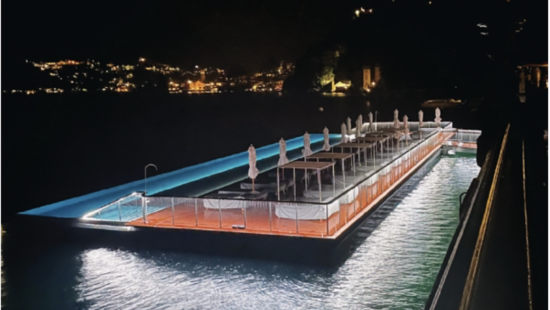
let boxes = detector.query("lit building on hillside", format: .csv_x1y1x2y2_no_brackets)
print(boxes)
363,64,381,92
334,80,351,92
188,80,205,91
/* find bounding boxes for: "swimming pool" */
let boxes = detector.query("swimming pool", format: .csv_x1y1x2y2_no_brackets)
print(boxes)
21,134,341,219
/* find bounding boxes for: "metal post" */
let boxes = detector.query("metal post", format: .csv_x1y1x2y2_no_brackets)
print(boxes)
243,201,247,228
370,142,376,171
293,168,296,201
341,158,346,189
305,168,308,191
118,201,122,222
194,199,198,227
269,202,272,232
143,198,148,224
391,136,393,159
144,163,157,194
277,167,280,201
380,139,388,161
318,169,322,203
352,154,356,177
373,141,376,167
218,199,222,228
385,137,389,160
325,204,329,236
332,164,336,196
171,197,175,225
295,203,299,233
337,199,341,230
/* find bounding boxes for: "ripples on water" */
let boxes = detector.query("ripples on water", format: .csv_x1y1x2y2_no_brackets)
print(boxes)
3,156,479,310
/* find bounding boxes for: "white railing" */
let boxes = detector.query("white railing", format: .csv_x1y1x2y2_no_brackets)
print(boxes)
82,192,144,222
83,123,455,237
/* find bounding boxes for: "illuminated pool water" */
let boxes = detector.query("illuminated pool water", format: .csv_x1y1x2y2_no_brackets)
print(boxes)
3,154,479,309
20,134,340,219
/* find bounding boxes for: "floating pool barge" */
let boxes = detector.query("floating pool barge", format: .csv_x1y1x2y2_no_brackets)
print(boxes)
16,122,480,263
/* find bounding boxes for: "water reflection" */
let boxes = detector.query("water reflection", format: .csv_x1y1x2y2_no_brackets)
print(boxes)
72,156,478,310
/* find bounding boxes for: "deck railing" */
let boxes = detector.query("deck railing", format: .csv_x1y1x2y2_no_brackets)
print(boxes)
82,192,144,222
82,122,456,238
447,129,481,143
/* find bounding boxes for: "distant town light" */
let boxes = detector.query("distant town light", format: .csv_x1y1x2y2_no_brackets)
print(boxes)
355,10,360,17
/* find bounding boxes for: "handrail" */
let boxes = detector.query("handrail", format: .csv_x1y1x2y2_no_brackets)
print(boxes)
457,129,482,134
458,123,510,310
82,191,143,219
425,124,505,310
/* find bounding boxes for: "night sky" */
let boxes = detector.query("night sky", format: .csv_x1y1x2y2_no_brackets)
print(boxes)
3,0,365,70
3,0,547,72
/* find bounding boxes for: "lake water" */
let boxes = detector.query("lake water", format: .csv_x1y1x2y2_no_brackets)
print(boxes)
2,154,479,310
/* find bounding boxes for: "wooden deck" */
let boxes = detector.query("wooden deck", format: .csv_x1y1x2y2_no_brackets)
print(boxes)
127,132,452,239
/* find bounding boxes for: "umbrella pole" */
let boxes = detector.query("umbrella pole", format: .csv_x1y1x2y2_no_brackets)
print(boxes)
370,142,377,172
342,158,346,188
318,169,322,203
332,164,336,196
277,167,280,201
352,155,356,177
252,178,255,193
373,142,376,167
293,168,296,201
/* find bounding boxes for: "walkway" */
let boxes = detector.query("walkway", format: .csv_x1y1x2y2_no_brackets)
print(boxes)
425,102,547,310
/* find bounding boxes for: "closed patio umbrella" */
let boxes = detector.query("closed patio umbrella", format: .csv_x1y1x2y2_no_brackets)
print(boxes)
322,127,331,151
303,132,313,156
434,107,442,128
347,117,352,135
393,109,400,128
278,138,289,166
419,110,424,128
248,144,260,192
341,122,347,143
